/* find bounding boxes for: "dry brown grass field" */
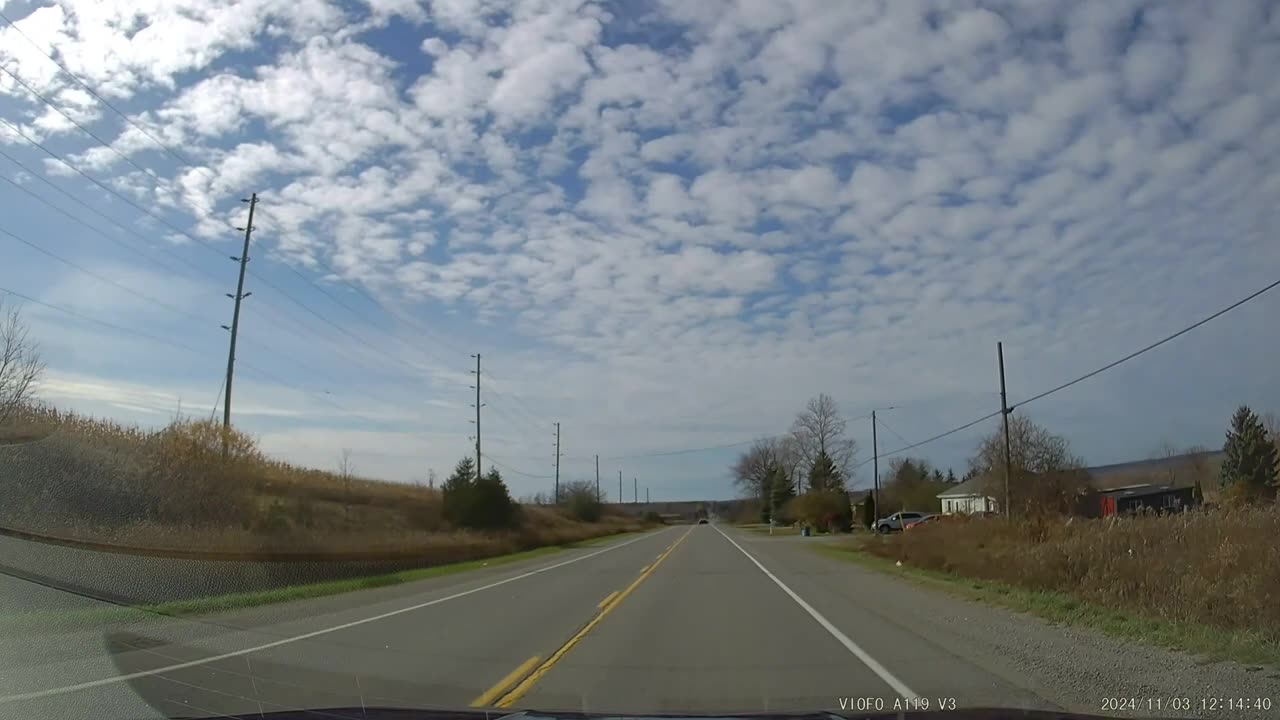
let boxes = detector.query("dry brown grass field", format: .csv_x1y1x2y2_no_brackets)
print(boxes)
0,404,645,557
864,506,1280,643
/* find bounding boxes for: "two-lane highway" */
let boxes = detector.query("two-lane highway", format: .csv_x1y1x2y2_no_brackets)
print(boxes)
3,523,1278,719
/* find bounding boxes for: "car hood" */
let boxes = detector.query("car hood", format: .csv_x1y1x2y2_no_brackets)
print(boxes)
170,707,1150,720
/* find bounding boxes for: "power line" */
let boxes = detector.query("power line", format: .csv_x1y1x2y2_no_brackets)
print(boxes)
856,274,1280,465
1,28,470,387
0,284,349,413
10,34,470,372
0,221,213,326
0,181,418,407
0,63,160,182
0,150,204,278
0,9,191,168
853,411,1001,469
1011,277,1280,411
0,119,428,386
873,415,913,448
482,452,554,479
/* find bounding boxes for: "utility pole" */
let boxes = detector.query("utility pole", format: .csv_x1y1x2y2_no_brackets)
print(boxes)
470,354,483,482
871,410,879,522
221,192,257,455
553,422,561,503
618,470,622,505
633,477,637,504
595,454,600,501
998,342,1013,518
646,487,649,504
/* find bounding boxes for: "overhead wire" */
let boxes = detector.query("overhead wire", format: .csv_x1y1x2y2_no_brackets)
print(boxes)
12,12,1273,468
873,415,913,448
0,284,352,412
0,149,202,279
0,32,500,430
856,274,1280,466
0,172,423,409
1010,277,1280,411
0,117,435,391
0,220,214,326
482,452,555,479
0,24,472,373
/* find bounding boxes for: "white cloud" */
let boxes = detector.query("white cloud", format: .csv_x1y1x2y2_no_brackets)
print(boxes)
2,0,1278,497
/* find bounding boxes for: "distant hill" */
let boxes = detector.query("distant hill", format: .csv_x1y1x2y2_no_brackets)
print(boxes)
1085,450,1224,491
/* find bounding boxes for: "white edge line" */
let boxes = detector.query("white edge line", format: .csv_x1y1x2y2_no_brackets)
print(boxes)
711,524,918,700
0,528,671,704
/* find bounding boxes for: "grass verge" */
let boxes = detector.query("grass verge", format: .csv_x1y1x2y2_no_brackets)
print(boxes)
565,529,649,547
812,541,1280,669
738,523,804,535
3,531,648,633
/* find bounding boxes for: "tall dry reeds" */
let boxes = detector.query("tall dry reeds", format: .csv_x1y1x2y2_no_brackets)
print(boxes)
866,506,1280,638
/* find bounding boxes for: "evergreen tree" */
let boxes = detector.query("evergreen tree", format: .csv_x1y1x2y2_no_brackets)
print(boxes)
441,456,476,526
931,469,945,484
861,492,877,529
768,465,794,521
808,450,844,492
471,466,518,528
1220,405,1279,501
946,468,958,484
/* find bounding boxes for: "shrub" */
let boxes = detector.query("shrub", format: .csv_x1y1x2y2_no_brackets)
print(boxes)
643,511,664,524
147,419,257,527
789,490,851,532
561,480,603,522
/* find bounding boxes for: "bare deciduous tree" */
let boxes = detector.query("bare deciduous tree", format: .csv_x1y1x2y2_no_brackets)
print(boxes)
731,437,786,499
789,393,856,483
970,414,1085,516
0,301,44,425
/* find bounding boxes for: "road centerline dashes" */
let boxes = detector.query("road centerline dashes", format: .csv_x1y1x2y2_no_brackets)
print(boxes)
483,524,696,708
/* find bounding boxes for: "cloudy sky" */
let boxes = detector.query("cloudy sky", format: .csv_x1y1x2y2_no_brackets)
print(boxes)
1,0,1277,500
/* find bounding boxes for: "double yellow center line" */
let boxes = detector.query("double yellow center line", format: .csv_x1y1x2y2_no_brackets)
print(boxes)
472,525,694,708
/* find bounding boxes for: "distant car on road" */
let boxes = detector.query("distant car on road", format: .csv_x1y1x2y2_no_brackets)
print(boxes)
697,518,709,524
875,511,929,533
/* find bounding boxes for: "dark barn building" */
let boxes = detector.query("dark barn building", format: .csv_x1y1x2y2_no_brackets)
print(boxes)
1095,484,1197,517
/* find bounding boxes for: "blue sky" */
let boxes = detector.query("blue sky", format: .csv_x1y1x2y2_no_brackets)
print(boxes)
0,0,1278,501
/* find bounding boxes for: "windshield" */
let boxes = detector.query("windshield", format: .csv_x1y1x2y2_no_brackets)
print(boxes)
2,1,1278,719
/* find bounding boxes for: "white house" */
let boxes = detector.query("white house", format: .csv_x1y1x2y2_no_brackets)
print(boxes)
937,475,1000,514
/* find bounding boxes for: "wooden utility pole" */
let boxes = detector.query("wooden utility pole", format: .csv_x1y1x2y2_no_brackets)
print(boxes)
998,341,1013,517
554,422,561,503
221,192,257,455
618,470,622,504
633,476,637,504
595,454,600,501
470,354,483,481
871,410,879,518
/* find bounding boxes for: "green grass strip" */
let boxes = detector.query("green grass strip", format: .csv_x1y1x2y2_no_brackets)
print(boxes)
4,532,645,633
811,543,1280,669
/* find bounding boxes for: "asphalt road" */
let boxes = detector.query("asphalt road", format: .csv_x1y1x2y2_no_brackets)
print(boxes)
2,524,1277,719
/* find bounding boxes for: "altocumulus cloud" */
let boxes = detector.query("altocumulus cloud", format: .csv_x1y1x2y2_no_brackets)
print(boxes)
0,0,1278,497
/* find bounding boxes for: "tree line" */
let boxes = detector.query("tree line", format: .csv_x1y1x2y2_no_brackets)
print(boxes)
731,392,1280,527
